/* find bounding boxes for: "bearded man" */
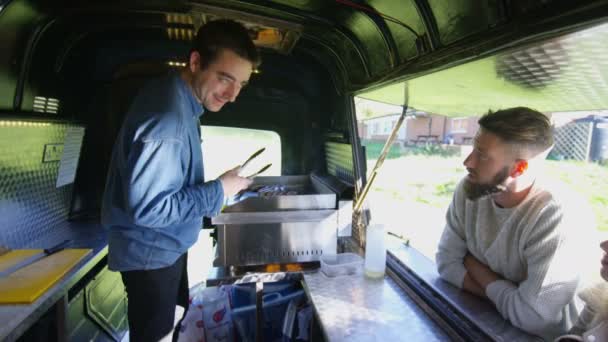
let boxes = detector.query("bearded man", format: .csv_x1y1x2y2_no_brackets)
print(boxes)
435,107,596,341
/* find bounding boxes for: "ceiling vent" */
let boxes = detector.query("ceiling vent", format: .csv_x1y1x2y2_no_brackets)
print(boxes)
33,96,59,114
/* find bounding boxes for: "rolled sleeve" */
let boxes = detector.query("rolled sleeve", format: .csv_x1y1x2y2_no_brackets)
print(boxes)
191,179,224,217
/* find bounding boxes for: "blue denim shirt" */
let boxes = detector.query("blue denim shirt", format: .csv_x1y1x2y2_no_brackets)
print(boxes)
101,72,224,271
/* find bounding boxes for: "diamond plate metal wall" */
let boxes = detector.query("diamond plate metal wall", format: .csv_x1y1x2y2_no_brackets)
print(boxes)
0,121,76,248
325,142,354,184
552,121,593,161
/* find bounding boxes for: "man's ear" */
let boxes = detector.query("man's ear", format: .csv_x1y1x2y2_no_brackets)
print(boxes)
188,51,201,72
511,159,528,177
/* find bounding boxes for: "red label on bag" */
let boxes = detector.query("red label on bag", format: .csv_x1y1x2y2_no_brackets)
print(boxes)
212,306,226,323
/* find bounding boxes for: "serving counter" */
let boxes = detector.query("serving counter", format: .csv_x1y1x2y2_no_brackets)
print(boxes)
302,238,539,341
303,269,452,341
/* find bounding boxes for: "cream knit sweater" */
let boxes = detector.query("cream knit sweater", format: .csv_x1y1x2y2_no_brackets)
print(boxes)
564,282,608,341
436,178,597,341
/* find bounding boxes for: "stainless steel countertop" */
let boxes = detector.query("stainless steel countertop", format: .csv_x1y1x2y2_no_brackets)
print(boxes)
303,237,540,342
205,238,451,341
303,270,451,341
210,236,540,341
0,222,108,342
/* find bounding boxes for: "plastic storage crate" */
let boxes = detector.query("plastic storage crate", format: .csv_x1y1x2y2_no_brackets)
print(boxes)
230,281,306,342
320,253,363,277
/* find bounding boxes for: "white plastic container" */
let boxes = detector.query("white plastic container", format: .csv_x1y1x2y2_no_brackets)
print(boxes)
364,224,386,278
320,253,363,277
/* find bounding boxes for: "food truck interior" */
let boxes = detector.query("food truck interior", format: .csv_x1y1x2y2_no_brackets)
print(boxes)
1,0,607,341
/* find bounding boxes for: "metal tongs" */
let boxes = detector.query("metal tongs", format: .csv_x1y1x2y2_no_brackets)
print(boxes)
240,147,272,179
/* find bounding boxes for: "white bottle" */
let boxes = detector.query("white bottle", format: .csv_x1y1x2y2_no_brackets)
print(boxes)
364,223,386,278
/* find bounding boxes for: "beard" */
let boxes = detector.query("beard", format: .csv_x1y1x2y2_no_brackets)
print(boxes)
463,166,510,200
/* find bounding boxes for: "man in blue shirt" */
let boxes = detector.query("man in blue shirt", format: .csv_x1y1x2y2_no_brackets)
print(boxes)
101,19,260,341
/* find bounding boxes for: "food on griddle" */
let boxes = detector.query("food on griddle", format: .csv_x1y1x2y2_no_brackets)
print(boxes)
250,185,298,198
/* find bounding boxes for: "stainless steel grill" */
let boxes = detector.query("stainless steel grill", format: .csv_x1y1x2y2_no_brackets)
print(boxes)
212,175,338,267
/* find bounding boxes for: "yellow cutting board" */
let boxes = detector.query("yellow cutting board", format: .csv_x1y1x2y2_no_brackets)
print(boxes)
0,248,92,304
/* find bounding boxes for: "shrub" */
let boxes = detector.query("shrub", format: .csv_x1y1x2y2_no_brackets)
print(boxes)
361,140,401,159
402,144,460,157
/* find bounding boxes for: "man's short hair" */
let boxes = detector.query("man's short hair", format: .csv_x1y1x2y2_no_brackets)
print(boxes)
192,19,261,70
478,107,554,157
